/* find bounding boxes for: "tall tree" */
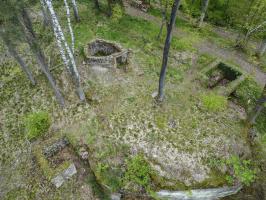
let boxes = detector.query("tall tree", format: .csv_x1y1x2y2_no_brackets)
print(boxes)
157,0,173,39
0,29,36,85
248,83,266,125
18,8,65,106
64,0,75,53
71,0,80,22
94,0,100,10
40,0,50,27
45,0,85,101
198,0,210,27
157,0,182,101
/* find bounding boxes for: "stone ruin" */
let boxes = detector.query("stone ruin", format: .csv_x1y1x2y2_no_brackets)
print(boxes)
130,0,150,12
84,39,129,69
200,60,246,96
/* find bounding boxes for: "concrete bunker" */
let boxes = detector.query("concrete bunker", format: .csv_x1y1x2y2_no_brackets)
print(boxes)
84,39,129,69
200,60,246,96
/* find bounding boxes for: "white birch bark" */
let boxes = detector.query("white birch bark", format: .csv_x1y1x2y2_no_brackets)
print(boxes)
71,0,80,22
44,0,85,101
64,0,75,53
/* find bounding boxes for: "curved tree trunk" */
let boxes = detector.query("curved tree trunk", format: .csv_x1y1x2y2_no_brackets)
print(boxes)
45,0,85,101
158,0,182,101
198,0,209,27
19,8,65,106
1,33,36,85
71,0,80,22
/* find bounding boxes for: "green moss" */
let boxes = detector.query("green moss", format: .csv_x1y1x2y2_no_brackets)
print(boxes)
201,93,227,112
24,111,51,141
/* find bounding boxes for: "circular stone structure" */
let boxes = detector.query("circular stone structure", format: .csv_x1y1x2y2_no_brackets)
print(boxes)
84,39,129,68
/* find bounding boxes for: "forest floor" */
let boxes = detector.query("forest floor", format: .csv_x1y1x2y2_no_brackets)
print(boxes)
124,1,266,86
0,1,266,200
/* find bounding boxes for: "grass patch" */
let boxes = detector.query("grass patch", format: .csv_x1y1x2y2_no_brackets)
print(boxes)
24,111,51,140
201,93,227,112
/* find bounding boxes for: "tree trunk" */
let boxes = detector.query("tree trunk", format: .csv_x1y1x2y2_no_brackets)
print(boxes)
64,0,75,53
71,0,80,22
1,33,36,85
40,0,50,27
107,0,112,16
248,83,266,125
157,11,167,39
158,0,182,101
256,38,266,57
94,0,100,10
45,0,85,101
198,0,209,27
19,8,65,107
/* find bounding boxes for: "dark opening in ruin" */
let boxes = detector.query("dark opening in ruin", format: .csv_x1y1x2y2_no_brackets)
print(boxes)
207,63,242,89
87,40,120,57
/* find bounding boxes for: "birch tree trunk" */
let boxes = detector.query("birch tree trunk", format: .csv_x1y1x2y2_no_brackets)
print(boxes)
256,38,266,57
158,0,182,101
64,0,75,53
198,0,209,27
71,0,80,22
19,8,65,106
45,0,85,101
0,32,36,85
40,0,50,27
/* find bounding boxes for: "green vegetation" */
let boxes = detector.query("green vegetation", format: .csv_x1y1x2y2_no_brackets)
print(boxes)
235,77,263,110
201,93,227,112
225,156,256,186
123,154,153,190
24,111,51,140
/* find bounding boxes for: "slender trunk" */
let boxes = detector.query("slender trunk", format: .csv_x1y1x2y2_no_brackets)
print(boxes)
158,0,181,101
19,9,65,106
256,38,266,57
198,0,209,27
40,0,50,27
94,0,100,10
191,0,196,4
1,33,36,85
157,11,167,39
107,0,112,16
71,0,80,22
45,0,85,101
248,84,266,125
64,0,75,53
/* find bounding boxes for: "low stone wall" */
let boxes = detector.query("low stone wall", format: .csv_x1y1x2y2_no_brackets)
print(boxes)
84,39,129,69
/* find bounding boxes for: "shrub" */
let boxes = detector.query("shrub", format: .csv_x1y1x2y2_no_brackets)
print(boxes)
235,77,262,110
123,154,153,189
24,111,51,140
225,156,256,186
201,93,227,112
111,4,123,22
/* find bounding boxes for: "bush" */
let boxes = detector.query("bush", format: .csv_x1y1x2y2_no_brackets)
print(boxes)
235,77,262,110
201,93,227,112
24,111,51,140
123,154,153,189
225,156,256,186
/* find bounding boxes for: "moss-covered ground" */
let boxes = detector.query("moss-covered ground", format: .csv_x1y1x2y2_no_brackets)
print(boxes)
0,1,265,199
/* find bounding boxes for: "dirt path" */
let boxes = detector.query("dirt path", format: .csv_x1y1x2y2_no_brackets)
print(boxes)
124,3,266,86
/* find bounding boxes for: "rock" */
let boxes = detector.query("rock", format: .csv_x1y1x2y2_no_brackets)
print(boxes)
43,138,69,158
51,163,77,188
111,193,121,200
151,91,158,98
79,148,89,160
